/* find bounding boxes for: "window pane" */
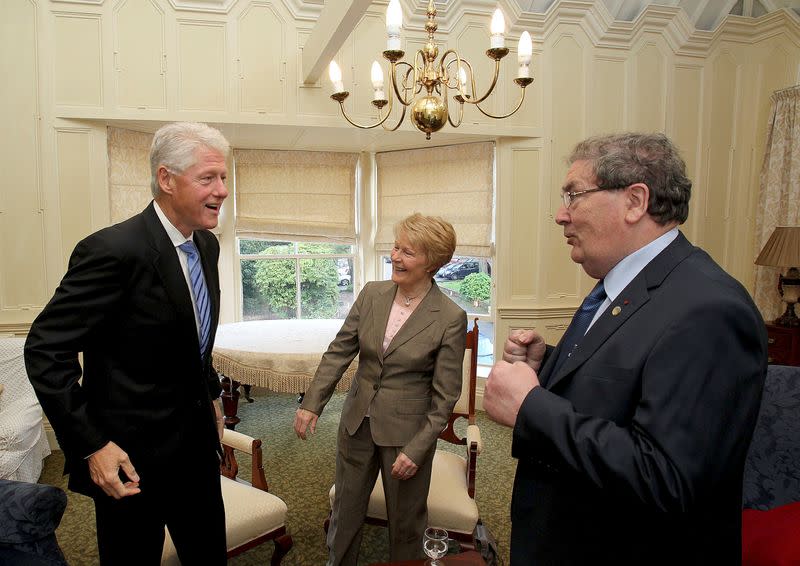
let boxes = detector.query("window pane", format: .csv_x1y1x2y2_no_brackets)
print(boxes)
241,258,297,320
297,242,353,255
472,319,495,366
299,258,353,319
239,239,293,255
434,256,492,317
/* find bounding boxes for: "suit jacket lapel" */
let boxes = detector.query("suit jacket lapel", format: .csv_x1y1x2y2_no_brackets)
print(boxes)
545,232,695,391
372,283,395,363
383,282,440,359
141,203,198,343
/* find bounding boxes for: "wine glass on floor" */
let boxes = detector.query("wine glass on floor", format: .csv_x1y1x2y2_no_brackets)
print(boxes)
423,527,449,565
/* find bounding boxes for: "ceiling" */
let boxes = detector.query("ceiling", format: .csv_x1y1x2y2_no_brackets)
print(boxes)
110,1,800,152
508,0,800,31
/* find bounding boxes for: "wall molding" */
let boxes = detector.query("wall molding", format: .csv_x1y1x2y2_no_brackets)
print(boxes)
0,323,31,336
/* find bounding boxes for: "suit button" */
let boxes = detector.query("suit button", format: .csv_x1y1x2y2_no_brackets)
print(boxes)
373,384,379,390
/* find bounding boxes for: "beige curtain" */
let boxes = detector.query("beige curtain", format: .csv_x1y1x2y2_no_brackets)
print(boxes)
107,127,153,223
234,149,358,243
375,142,494,257
754,85,800,321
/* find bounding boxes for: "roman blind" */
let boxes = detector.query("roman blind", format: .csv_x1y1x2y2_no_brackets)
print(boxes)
375,142,493,256
234,149,358,243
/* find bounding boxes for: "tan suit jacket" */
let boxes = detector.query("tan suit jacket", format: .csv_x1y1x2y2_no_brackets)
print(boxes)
301,279,467,465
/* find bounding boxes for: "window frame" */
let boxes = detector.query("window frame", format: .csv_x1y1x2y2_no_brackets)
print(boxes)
236,239,356,321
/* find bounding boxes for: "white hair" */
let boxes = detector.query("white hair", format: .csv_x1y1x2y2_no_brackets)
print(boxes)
149,122,230,197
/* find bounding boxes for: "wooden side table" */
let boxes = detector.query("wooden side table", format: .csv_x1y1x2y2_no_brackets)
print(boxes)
765,323,800,366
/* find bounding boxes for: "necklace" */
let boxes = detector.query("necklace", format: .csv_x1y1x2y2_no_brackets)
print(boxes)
398,283,431,307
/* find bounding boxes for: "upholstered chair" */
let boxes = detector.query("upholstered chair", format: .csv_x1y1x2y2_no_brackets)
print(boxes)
161,429,293,565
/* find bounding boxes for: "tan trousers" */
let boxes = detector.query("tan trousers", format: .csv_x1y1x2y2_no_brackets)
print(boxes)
326,417,435,566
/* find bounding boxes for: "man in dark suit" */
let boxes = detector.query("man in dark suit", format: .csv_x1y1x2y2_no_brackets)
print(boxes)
25,122,230,565
484,132,767,565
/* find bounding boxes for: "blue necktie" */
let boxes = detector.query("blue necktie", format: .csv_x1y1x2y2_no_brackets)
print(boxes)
551,280,606,376
179,240,211,357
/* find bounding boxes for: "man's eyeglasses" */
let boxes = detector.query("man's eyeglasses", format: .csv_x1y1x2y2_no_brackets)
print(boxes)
560,186,624,208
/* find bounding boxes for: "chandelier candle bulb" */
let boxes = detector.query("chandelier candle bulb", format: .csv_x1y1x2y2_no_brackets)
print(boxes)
386,0,402,51
490,9,505,48
517,31,532,78
371,61,385,101
329,61,345,94
459,67,468,93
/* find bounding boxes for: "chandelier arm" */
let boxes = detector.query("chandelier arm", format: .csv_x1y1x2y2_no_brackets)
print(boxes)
473,86,529,119
380,103,407,131
447,96,465,128
444,57,478,99
391,62,416,106
335,101,394,129
462,59,502,105
440,49,461,88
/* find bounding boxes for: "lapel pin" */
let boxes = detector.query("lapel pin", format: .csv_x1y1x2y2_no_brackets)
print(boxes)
623,299,630,305
612,306,622,316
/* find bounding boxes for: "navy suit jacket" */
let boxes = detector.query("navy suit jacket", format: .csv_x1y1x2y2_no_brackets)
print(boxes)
25,202,222,497
510,232,767,565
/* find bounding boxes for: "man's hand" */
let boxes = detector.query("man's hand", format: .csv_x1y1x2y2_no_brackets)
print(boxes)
504,328,546,371
88,441,141,499
391,452,418,480
484,360,541,427
293,408,319,440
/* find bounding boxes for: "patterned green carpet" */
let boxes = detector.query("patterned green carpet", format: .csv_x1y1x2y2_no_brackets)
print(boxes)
39,389,515,565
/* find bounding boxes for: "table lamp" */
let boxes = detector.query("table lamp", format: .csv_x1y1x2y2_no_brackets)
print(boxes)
755,226,800,327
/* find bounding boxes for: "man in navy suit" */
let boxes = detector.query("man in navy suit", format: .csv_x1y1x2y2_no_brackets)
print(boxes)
25,122,230,565
484,132,767,565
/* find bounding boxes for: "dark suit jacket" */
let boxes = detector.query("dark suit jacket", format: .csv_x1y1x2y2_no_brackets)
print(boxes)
301,280,467,466
510,232,768,566
25,202,222,497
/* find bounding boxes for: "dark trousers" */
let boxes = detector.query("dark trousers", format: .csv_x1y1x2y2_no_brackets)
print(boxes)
93,446,225,566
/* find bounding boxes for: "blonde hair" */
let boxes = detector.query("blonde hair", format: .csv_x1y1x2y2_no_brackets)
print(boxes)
394,213,457,272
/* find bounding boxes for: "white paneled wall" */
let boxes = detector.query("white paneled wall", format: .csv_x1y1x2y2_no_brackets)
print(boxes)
1,0,799,357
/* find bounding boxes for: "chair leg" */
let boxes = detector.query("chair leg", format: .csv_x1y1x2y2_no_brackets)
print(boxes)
270,533,293,566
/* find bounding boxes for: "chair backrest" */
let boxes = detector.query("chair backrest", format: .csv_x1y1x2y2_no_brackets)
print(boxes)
743,364,800,510
440,321,478,446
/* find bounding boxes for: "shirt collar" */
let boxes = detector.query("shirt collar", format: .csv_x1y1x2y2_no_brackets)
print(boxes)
153,200,193,247
603,227,679,302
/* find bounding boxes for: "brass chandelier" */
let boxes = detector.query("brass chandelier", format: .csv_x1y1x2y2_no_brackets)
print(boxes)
328,0,534,140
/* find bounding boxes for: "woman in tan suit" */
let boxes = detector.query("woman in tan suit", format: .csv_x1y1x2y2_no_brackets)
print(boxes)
294,213,467,566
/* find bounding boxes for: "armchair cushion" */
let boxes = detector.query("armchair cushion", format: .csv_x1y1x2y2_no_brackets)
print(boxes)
162,477,288,561
742,501,800,566
218,475,288,548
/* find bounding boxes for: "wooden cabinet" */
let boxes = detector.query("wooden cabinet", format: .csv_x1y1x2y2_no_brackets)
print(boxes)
766,323,800,367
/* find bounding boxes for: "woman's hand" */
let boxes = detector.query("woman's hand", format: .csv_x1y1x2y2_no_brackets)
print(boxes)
391,452,418,480
294,408,319,440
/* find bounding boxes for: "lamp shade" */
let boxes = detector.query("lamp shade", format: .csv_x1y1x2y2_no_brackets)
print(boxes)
755,226,800,267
